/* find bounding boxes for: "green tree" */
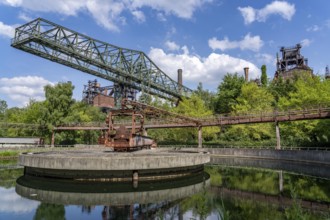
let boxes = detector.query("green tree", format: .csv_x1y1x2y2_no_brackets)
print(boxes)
37,82,75,143
222,83,275,142
215,73,245,114
278,75,330,109
3,107,26,137
261,65,268,87
0,99,8,136
195,82,216,111
63,101,105,144
149,94,219,143
172,94,219,142
277,75,330,146
34,203,65,220
43,82,75,127
233,83,274,113
0,99,7,121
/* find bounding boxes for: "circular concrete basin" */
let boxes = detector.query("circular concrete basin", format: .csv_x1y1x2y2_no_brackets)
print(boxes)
19,149,210,181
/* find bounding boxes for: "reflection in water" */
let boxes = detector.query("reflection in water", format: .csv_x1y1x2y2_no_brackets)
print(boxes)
211,156,330,179
0,187,39,214
16,172,210,205
206,165,330,219
16,172,210,219
279,170,284,192
34,203,65,220
0,161,329,219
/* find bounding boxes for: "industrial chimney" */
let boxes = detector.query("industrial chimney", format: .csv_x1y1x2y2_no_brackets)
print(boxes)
178,69,183,93
243,67,249,82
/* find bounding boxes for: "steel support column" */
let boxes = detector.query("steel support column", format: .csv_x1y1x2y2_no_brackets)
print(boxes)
275,121,281,150
51,130,55,147
278,170,283,192
198,126,202,148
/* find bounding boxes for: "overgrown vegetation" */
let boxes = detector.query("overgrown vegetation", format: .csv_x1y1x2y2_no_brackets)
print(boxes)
1,66,330,147
0,151,19,157
0,82,106,145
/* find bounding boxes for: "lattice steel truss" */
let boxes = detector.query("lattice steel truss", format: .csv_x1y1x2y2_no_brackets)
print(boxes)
11,18,192,104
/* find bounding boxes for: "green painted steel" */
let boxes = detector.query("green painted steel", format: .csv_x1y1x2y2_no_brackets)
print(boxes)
11,18,192,101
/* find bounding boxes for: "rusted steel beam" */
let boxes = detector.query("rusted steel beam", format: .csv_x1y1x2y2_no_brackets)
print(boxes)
53,107,330,130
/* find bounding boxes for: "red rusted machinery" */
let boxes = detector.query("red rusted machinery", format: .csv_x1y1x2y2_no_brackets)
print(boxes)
98,102,157,151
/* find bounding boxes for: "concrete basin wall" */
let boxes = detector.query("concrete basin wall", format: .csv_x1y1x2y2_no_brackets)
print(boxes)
18,149,210,180
19,150,210,171
184,148,330,164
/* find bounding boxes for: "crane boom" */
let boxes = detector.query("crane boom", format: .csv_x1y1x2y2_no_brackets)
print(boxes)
11,18,192,103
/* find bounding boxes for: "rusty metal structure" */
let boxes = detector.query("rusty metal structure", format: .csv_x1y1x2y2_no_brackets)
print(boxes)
54,105,330,130
275,44,312,80
325,65,330,79
82,79,115,110
11,18,194,151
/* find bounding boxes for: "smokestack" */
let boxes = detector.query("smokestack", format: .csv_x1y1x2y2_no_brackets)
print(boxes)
178,69,182,94
177,69,182,85
243,67,249,82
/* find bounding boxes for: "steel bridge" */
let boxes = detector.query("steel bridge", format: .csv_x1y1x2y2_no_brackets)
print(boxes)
52,106,330,130
4,106,329,131
3,106,330,149
11,18,192,105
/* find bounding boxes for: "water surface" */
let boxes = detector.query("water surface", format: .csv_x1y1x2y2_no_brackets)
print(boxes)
0,159,329,219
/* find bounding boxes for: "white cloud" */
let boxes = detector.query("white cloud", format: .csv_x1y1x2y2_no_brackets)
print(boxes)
0,0,212,31
157,12,167,22
0,76,54,106
86,0,126,32
131,10,146,23
301,39,311,47
0,21,15,38
238,1,295,24
130,0,213,19
208,33,263,52
255,53,275,65
165,40,180,51
0,0,22,7
148,47,260,90
306,25,320,32
237,6,256,25
18,12,33,22
0,188,40,213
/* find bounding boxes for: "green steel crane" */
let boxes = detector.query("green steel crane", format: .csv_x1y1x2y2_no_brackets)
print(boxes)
11,18,192,107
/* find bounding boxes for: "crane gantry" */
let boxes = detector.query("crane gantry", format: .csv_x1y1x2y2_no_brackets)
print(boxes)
11,17,192,107
11,18,194,150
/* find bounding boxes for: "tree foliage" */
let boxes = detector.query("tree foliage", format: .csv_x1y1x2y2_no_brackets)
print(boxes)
0,99,7,120
195,82,216,111
233,83,274,113
1,70,330,147
261,65,268,87
0,82,105,144
220,83,275,142
276,75,330,146
44,82,75,126
215,73,245,114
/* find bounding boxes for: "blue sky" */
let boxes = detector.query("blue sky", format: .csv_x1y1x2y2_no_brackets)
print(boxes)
0,0,329,107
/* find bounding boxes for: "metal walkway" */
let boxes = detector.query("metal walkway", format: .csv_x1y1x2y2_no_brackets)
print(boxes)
52,106,330,130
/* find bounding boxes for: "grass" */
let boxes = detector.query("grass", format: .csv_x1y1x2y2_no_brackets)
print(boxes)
0,150,19,157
